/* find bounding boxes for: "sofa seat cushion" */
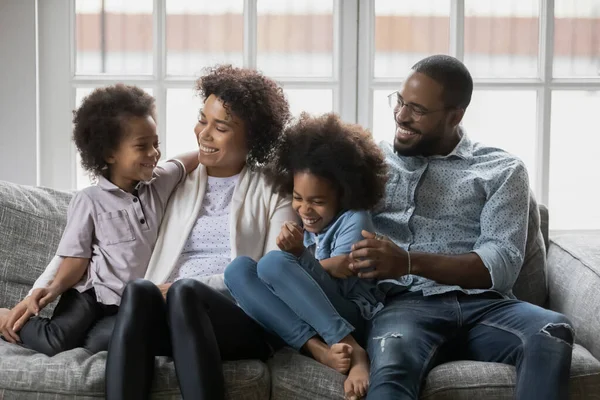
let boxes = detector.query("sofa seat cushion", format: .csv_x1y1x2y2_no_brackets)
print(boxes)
268,345,600,400
421,344,600,399
0,342,270,399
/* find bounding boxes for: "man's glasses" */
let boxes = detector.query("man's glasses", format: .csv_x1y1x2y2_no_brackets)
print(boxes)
387,91,454,122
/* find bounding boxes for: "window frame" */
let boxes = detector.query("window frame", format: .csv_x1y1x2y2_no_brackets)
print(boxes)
357,0,600,212
38,0,358,190
38,0,600,231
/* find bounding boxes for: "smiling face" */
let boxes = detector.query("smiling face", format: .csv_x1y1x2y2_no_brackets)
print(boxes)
105,115,160,192
292,171,340,234
393,71,464,157
194,94,248,177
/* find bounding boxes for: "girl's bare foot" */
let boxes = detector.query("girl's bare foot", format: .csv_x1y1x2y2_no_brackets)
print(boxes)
304,338,353,374
344,347,370,399
321,343,352,374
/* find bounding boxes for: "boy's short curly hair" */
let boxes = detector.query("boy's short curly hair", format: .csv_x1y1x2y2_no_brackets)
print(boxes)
73,84,156,176
196,65,291,168
267,113,388,211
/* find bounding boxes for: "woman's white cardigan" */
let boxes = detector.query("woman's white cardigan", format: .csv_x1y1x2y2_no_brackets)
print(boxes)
31,164,297,295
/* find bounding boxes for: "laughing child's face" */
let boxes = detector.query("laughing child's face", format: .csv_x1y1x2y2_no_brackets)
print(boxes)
292,171,340,234
105,115,160,192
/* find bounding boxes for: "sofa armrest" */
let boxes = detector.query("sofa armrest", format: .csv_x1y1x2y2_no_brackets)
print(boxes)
547,232,600,360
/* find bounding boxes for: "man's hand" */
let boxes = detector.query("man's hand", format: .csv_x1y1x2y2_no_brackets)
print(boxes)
0,299,35,343
320,255,355,279
275,222,305,257
157,283,172,299
349,230,409,280
27,287,61,316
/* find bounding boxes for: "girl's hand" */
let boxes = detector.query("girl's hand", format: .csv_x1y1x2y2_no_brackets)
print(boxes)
276,222,305,257
321,255,355,279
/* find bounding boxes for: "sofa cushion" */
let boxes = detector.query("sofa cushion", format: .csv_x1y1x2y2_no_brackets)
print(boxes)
548,232,600,361
0,180,72,313
421,344,600,399
268,345,600,400
512,194,548,306
0,342,270,399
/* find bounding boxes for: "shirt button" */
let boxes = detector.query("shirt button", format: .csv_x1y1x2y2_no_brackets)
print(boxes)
140,218,145,224
133,198,138,203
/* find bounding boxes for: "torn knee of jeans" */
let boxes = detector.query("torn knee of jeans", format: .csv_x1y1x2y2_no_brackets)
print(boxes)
372,332,403,352
540,323,574,346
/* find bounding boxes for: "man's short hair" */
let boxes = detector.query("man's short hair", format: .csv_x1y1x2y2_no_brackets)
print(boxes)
412,55,473,109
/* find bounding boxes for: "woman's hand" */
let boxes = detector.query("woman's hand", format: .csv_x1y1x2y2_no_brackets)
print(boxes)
27,287,61,315
276,222,305,257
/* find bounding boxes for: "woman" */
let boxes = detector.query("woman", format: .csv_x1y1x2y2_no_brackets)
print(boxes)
105,65,294,400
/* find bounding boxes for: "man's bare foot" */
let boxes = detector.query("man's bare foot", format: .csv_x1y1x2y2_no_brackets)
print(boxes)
318,343,352,374
344,347,370,399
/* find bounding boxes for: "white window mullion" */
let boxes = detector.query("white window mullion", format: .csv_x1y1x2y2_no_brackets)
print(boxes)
154,0,167,158
536,0,555,206
243,0,257,69
357,0,374,129
336,0,358,122
450,0,465,60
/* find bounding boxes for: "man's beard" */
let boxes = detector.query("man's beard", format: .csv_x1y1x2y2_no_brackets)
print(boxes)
393,122,443,157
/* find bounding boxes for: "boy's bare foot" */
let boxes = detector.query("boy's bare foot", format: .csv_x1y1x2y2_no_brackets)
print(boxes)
321,343,352,374
0,308,9,328
344,347,370,399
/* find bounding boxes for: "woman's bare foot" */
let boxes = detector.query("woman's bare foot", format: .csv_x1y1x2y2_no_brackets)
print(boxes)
344,347,370,399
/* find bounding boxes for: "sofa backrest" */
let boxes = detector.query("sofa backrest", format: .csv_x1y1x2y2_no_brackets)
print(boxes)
0,180,72,313
512,192,548,306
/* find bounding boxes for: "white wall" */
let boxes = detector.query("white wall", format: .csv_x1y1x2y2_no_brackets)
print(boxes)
0,1,38,185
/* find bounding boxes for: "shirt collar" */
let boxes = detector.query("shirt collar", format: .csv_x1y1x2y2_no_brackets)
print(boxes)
96,174,156,192
430,126,473,161
303,210,345,246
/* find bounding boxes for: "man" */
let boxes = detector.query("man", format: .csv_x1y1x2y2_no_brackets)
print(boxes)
349,55,573,400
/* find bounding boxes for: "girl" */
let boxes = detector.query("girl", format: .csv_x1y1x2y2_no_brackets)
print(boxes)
0,84,199,355
224,112,388,399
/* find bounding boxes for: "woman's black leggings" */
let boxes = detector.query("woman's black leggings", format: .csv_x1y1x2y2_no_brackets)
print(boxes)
105,278,273,400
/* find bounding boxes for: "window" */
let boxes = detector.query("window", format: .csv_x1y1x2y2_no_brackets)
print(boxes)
359,0,600,231
41,0,354,189
39,0,600,230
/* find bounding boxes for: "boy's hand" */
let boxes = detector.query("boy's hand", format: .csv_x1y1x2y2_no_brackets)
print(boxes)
27,287,61,316
0,299,34,343
276,221,305,257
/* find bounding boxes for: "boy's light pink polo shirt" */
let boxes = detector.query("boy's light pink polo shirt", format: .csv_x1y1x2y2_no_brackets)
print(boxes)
56,160,185,306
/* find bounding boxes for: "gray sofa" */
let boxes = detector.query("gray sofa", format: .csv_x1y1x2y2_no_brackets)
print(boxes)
0,179,599,399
